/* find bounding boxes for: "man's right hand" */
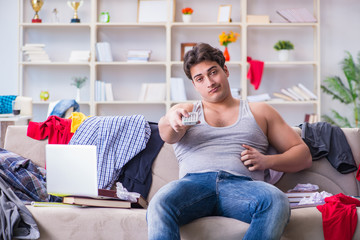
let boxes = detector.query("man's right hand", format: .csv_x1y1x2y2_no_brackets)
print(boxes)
158,103,194,144
168,108,191,132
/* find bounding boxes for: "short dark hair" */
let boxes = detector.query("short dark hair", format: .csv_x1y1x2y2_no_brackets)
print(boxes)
183,43,225,80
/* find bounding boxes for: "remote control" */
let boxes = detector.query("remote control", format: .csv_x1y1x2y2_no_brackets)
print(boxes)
182,112,199,126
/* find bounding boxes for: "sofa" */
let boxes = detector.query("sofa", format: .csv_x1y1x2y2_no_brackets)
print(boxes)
4,125,360,240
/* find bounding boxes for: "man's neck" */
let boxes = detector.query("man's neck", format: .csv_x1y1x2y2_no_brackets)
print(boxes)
202,96,238,111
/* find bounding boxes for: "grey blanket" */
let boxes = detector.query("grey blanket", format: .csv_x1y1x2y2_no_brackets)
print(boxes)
0,177,40,240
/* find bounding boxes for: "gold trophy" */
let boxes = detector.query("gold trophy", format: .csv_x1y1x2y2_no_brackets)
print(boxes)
67,1,84,23
30,0,44,23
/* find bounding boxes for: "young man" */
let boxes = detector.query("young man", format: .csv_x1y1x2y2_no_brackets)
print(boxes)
147,43,312,240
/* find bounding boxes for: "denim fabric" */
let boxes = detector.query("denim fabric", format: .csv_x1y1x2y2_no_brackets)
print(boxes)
49,99,79,118
147,171,290,240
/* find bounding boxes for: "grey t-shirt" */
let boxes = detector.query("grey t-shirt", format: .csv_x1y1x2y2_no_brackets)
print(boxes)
173,100,269,180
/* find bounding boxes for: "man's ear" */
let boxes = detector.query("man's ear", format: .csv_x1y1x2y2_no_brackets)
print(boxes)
223,65,230,77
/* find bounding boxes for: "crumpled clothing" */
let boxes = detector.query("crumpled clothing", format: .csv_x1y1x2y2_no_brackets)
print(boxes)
290,183,319,192
298,191,333,205
247,56,264,90
317,193,360,240
49,99,79,118
27,115,73,144
0,177,40,240
68,112,90,133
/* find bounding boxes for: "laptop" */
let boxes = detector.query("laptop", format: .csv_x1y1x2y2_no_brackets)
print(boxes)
46,144,98,197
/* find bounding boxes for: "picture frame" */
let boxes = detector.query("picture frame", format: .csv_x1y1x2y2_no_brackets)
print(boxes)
217,5,232,23
137,0,175,23
181,43,196,61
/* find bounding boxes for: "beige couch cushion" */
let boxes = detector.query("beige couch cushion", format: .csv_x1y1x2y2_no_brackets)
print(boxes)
4,126,47,168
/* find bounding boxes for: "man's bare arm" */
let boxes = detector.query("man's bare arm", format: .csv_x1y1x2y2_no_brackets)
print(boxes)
242,103,312,173
158,103,193,144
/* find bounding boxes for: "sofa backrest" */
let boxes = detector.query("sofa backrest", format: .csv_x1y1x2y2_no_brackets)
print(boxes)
4,125,47,168
4,125,360,201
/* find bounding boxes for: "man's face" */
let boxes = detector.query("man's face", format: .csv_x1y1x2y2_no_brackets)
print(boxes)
190,61,230,103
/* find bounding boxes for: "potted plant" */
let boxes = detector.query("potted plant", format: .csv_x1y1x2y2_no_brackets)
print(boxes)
182,7,193,23
71,76,87,102
273,40,294,61
218,31,240,61
321,51,360,128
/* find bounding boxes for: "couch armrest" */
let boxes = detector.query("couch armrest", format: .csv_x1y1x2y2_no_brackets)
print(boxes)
4,125,46,168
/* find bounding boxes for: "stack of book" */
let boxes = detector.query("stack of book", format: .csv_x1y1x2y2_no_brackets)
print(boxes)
95,80,114,101
127,50,152,62
22,43,51,62
272,83,317,101
276,8,317,23
62,189,148,209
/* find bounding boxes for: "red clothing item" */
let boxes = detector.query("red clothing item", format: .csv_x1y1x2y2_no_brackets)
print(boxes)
317,193,360,240
27,115,74,144
247,56,264,90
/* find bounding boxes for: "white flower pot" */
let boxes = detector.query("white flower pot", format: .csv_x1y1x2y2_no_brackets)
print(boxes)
182,14,192,23
278,50,290,61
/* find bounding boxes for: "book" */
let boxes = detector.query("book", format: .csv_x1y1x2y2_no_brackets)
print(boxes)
281,88,299,101
95,80,106,101
285,191,317,198
170,77,187,101
97,189,148,209
276,8,317,23
62,189,148,209
298,83,317,100
105,83,114,101
138,83,166,101
63,196,132,208
273,92,293,101
96,42,113,62
287,88,304,101
292,86,310,101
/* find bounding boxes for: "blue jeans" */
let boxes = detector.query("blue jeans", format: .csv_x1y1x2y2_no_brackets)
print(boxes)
147,171,290,240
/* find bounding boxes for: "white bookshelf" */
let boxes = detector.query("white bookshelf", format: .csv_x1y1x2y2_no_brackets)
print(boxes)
18,0,320,124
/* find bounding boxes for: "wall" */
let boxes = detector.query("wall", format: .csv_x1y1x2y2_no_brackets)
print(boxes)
1,0,359,125
0,0,18,95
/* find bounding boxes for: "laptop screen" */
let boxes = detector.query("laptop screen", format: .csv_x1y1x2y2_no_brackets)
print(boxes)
46,144,98,197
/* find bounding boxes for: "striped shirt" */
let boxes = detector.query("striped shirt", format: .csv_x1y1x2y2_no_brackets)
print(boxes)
69,115,151,189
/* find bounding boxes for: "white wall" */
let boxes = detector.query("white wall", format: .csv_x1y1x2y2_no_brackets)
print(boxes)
0,0,18,95
1,0,359,123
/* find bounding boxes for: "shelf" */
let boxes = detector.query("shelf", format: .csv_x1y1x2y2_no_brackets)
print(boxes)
33,101,91,105
171,61,243,66
19,0,321,124
171,22,242,27
96,23,167,28
20,23,91,28
266,100,318,105
20,62,91,66
264,61,318,66
247,22,318,27
95,101,167,105
95,61,167,66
